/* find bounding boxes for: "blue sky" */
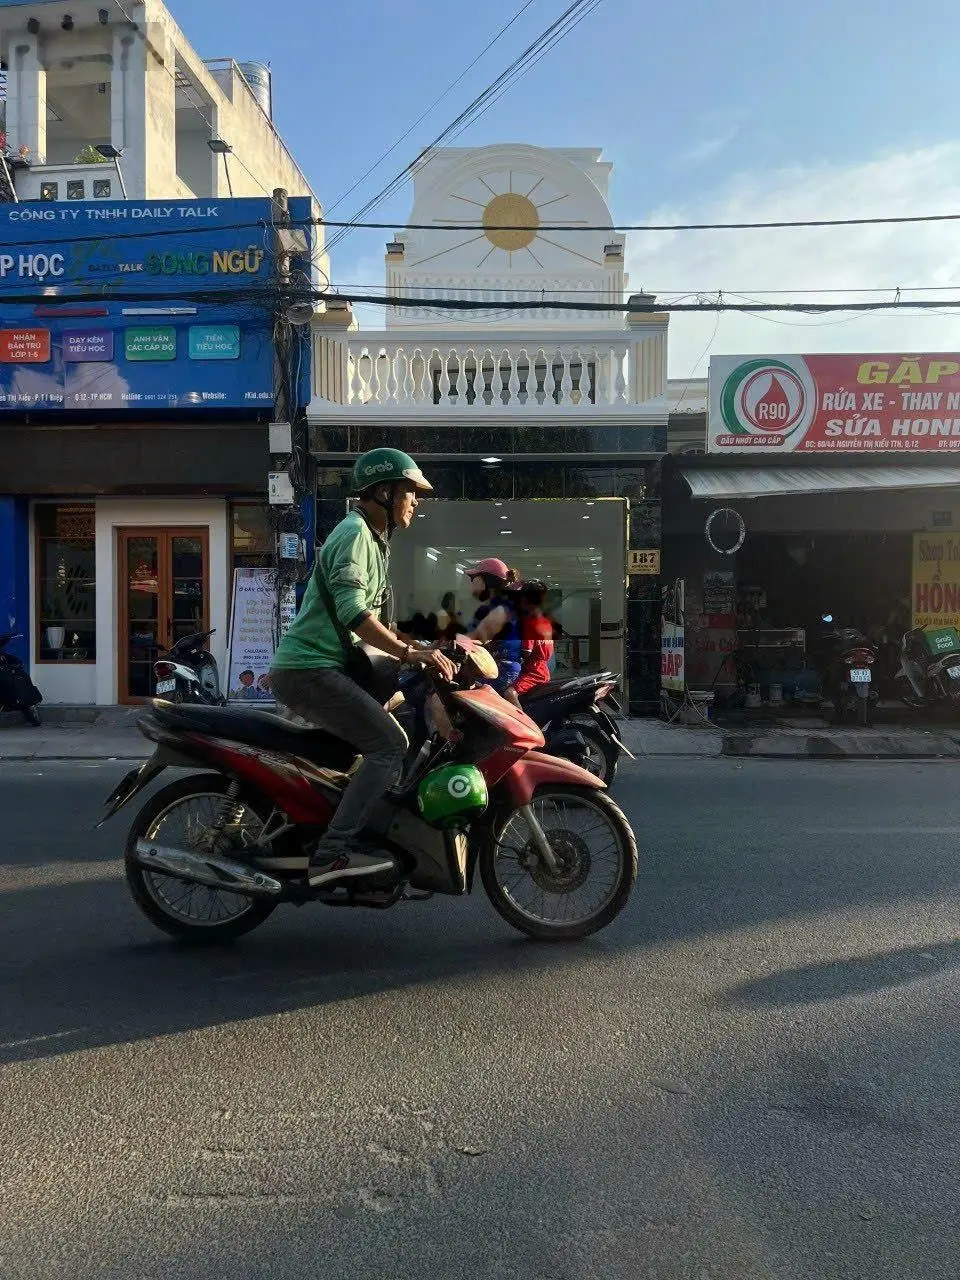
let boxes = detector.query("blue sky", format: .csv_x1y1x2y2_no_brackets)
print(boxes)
177,0,960,374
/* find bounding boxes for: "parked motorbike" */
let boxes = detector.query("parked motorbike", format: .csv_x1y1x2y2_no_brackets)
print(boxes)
153,628,225,705
396,665,631,787
896,625,960,710
820,614,879,726
0,632,43,726
100,635,637,945
519,671,632,785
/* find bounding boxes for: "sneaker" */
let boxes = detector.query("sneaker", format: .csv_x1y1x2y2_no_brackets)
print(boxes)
307,844,396,888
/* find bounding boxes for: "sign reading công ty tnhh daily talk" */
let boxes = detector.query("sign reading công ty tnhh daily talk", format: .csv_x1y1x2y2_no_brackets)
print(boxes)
708,354,960,453
0,196,312,412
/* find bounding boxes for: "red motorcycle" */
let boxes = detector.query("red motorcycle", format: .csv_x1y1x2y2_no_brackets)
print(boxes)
99,637,637,944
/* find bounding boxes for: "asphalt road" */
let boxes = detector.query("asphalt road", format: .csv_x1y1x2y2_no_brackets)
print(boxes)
1,757,959,1280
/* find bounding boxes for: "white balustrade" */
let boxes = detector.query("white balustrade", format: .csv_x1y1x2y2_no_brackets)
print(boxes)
332,338,635,411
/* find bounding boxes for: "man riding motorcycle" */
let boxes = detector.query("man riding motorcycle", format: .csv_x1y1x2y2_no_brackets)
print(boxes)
270,448,454,887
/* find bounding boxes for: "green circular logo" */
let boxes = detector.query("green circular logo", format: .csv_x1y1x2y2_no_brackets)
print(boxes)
720,358,810,438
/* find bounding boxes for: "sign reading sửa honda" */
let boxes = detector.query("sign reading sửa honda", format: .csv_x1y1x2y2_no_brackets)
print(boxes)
708,354,960,453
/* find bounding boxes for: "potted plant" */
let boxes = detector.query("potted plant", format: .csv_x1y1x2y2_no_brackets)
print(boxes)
44,577,70,652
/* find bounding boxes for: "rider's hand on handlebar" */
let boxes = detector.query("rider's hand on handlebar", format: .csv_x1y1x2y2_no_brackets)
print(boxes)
415,647,457,682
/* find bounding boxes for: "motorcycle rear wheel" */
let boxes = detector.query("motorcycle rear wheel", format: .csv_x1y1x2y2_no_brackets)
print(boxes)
565,720,619,786
124,774,277,944
480,785,637,941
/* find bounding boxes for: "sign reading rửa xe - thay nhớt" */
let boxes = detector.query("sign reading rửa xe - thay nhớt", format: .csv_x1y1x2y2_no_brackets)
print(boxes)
709,354,960,452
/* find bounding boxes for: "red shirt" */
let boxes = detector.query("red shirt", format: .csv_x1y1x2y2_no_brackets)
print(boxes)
513,614,555,695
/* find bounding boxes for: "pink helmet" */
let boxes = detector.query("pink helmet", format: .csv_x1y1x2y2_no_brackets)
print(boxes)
464,557,510,581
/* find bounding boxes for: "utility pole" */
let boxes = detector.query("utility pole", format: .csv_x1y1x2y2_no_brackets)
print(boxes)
268,186,305,647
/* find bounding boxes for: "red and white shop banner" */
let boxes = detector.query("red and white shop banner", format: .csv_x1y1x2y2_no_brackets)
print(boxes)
708,354,960,453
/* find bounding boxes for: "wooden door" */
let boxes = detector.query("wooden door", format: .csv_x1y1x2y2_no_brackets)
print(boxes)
118,527,209,703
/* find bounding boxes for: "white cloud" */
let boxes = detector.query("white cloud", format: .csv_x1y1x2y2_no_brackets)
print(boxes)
625,142,960,377
673,114,742,169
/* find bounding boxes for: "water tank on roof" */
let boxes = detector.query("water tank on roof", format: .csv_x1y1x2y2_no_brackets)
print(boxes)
238,61,272,119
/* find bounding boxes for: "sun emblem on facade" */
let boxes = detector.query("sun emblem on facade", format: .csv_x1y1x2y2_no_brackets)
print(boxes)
413,167,606,270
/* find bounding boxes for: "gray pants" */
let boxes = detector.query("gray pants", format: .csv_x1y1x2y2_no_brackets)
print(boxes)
269,667,408,850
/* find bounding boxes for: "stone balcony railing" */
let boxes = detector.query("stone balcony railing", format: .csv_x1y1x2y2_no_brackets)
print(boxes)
13,162,120,204
308,324,668,423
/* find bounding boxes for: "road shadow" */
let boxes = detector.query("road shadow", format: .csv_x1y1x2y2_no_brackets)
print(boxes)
0,870,632,1067
721,941,960,1007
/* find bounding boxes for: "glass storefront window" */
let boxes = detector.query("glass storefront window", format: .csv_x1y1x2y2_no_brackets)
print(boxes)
390,498,627,679
35,503,96,662
230,503,273,570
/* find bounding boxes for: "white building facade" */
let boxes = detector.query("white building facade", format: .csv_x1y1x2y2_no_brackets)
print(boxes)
0,0,324,705
309,144,669,712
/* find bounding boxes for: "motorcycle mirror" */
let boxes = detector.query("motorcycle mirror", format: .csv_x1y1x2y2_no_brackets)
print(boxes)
821,613,834,623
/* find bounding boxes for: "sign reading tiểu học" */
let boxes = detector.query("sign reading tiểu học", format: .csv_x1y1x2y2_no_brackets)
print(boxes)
912,533,960,628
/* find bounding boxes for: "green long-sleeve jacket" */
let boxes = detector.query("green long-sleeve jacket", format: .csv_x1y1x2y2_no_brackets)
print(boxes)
271,511,389,671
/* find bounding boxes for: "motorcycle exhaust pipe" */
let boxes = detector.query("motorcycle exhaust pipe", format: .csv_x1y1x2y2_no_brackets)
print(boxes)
133,840,283,896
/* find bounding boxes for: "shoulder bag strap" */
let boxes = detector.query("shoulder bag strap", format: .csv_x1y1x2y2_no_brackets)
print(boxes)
312,562,357,658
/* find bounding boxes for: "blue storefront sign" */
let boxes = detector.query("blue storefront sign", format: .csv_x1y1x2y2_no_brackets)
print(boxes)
0,197,311,411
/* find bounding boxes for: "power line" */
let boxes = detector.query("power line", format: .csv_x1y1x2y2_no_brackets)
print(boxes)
324,280,960,298
324,0,539,218
324,0,605,256
317,211,960,233
311,289,960,315
437,0,603,150
7,280,960,317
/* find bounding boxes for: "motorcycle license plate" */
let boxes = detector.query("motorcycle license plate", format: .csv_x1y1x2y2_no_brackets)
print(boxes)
849,668,871,683
155,679,177,694
949,665,960,679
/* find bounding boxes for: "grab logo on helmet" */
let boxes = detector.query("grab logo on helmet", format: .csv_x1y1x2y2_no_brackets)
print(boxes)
362,461,396,477
715,357,816,450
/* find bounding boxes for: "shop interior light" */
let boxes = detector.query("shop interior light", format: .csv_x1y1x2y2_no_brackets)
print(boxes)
499,530,512,535
481,456,502,464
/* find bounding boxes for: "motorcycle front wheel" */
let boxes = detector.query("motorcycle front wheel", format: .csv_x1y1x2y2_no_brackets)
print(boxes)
124,774,277,944
480,785,637,941
21,704,41,726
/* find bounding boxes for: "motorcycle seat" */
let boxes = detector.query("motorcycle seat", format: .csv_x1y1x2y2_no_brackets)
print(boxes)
520,680,571,703
146,702,357,771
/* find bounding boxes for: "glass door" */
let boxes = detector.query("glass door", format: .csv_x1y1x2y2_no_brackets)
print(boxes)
118,528,209,702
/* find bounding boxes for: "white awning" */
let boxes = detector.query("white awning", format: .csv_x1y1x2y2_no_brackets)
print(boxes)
678,464,960,501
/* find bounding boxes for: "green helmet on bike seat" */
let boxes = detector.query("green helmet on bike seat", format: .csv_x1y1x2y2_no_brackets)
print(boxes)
350,448,433,496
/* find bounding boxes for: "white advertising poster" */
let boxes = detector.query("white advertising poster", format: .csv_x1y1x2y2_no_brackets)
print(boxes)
226,568,278,703
661,579,685,694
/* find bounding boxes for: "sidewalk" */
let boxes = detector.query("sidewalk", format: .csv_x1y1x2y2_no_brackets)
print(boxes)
4,708,960,763
620,716,960,759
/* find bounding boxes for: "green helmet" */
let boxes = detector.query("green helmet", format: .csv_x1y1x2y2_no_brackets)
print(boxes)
351,448,433,495
417,764,488,829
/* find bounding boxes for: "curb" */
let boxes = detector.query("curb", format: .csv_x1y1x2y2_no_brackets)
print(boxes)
721,732,960,760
